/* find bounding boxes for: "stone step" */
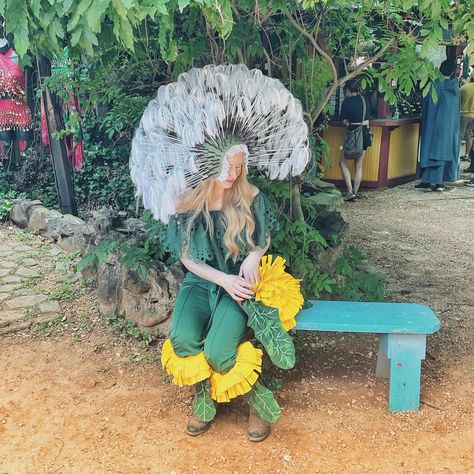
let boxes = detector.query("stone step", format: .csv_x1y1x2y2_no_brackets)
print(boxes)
0,269,12,278
0,309,61,334
15,267,40,278
0,293,10,303
0,321,32,335
4,294,48,310
0,310,27,327
0,284,21,293
0,276,23,284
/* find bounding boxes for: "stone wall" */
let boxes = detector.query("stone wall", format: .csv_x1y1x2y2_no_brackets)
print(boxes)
8,200,183,335
8,179,346,335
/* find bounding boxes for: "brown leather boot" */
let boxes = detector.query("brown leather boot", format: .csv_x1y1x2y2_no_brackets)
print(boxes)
248,406,271,442
186,415,211,437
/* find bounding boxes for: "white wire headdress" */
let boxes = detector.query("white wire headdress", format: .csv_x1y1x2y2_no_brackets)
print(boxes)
130,63,311,223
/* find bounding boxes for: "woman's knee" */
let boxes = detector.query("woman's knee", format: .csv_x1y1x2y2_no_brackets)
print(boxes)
169,331,202,358
203,343,236,374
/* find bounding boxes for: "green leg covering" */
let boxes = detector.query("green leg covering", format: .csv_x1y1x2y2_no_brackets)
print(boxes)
242,299,296,370
247,381,281,423
194,380,216,422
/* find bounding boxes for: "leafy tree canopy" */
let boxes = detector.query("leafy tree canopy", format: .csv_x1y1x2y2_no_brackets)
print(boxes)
2,0,472,120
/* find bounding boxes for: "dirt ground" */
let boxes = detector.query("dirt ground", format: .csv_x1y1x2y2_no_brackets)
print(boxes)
1,179,473,474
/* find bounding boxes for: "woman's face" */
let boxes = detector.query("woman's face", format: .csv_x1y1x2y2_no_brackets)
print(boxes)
217,151,245,189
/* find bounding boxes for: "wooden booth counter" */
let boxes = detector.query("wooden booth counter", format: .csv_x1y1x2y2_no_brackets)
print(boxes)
322,118,420,188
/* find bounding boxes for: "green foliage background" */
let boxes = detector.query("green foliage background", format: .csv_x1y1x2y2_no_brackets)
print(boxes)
1,0,471,304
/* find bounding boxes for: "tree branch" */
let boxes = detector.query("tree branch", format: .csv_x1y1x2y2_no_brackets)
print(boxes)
314,37,396,121
336,38,396,87
285,12,338,123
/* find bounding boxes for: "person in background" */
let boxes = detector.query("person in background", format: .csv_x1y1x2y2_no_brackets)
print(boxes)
415,60,461,192
460,69,474,171
339,80,371,201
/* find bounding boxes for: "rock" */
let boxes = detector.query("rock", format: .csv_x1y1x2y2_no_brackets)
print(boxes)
57,233,87,253
0,284,21,293
55,271,80,284
15,267,40,278
30,313,60,324
0,268,11,278
55,214,85,237
86,208,118,240
4,294,48,310
38,300,61,314
116,218,148,240
0,310,25,326
47,247,63,257
4,252,23,261
21,258,38,267
16,288,36,296
123,271,151,294
0,261,18,269
0,293,10,303
43,210,65,241
154,316,173,337
28,206,50,232
9,199,42,228
120,262,185,330
79,223,94,237
305,192,343,214
0,275,23,284
303,177,341,195
0,321,31,335
96,253,122,319
55,262,70,272
12,244,33,252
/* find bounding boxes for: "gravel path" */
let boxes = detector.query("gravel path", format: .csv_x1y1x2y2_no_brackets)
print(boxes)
341,179,474,364
0,180,473,473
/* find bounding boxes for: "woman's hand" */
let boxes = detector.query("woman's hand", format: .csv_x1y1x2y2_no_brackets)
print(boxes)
342,119,349,127
221,274,254,302
239,251,263,287
181,256,255,302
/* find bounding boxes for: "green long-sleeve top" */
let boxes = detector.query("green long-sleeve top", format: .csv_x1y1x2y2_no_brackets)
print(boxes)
159,191,279,273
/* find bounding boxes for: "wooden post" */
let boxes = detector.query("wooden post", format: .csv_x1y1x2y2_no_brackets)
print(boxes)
36,56,77,216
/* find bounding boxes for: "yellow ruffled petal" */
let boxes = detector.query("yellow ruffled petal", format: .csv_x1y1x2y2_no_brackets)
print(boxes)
253,254,304,332
209,341,262,403
161,339,212,387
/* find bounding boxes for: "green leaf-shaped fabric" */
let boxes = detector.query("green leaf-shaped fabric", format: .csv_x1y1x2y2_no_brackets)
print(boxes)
193,380,216,422
248,381,281,423
242,299,296,370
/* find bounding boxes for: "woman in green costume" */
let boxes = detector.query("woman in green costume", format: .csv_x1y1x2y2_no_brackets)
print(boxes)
129,63,311,441
161,144,278,441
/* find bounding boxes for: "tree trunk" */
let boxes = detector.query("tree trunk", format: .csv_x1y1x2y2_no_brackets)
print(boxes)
37,56,78,216
291,177,305,222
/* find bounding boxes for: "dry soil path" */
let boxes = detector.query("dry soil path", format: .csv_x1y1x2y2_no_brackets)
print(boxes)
0,181,473,474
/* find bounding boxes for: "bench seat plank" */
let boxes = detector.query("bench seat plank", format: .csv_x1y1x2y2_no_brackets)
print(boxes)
295,301,440,334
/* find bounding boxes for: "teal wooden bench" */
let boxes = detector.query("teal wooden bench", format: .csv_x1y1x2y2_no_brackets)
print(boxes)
295,301,441,412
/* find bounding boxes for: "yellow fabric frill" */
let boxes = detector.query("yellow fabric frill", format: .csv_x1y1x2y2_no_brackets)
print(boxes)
161,339,212,387
209,341,262,403
253,255,304,331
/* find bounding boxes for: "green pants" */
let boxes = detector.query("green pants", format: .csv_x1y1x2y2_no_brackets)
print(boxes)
169,272,247,374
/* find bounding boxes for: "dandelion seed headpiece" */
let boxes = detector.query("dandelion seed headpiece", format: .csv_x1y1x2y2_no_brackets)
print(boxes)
129,63,311,223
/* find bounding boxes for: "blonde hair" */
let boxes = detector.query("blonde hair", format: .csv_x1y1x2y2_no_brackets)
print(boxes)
176,168,256,262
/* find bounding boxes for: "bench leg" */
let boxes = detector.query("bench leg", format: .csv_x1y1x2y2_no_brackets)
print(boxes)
375,334,390,378
386,334,427,412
